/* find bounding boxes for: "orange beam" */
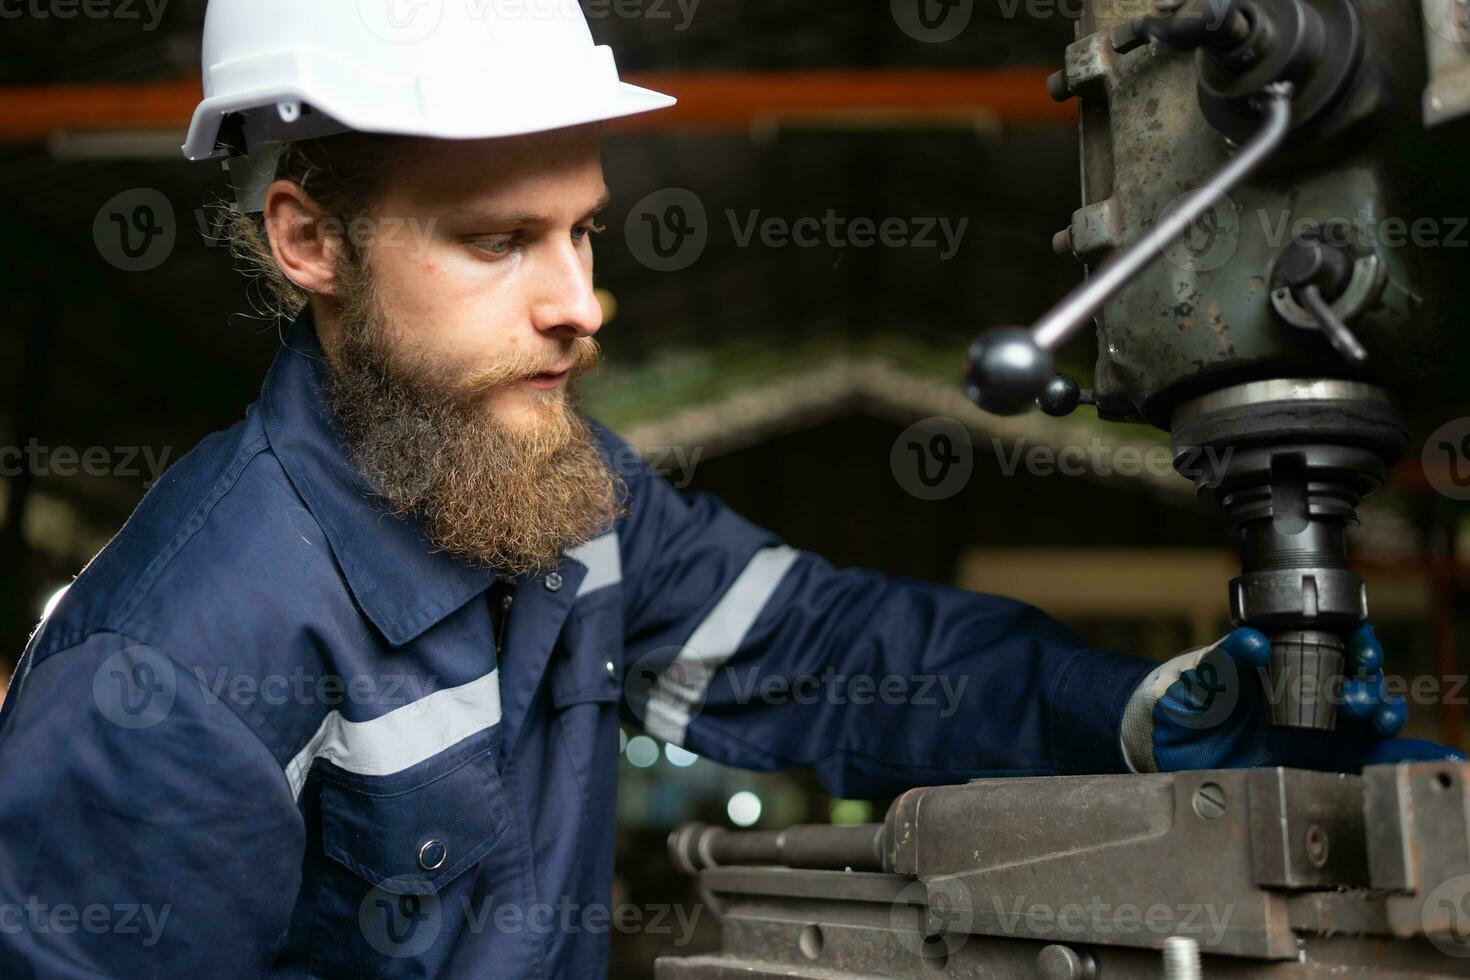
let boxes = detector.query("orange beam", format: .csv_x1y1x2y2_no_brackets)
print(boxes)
0,69,1072,142
618,68,1075,130
0,76,203,139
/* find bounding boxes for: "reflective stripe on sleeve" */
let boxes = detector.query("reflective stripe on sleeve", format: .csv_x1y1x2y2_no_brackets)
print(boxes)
643,546,799,745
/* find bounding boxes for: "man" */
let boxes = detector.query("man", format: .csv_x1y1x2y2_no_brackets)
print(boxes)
0,1,1454,977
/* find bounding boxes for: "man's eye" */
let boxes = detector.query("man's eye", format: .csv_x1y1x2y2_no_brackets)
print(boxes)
472,234,519,256
572,221,607,242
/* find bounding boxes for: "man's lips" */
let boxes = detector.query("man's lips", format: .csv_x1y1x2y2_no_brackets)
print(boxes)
520,367,571,390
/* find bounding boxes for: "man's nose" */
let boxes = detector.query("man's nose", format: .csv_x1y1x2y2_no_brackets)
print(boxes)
530,242,603,339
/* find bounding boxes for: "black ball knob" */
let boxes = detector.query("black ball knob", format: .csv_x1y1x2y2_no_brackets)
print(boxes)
1038,373,1082,417
964,328,1054,417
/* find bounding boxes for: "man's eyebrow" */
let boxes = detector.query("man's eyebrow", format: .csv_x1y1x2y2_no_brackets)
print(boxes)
449,190,612,227
581,190,613,220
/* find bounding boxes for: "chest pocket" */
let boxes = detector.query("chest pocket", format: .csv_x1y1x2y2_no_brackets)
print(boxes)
551,592,624,805
307,731,511,977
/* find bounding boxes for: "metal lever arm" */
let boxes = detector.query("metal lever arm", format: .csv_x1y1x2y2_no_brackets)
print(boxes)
965,82,1295,415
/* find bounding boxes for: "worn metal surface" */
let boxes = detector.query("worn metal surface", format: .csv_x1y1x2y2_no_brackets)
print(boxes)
886,769,1370,958
660,765,1470,978
1424,0,1470,126
1059,2,1448,427
1366,763,1470,941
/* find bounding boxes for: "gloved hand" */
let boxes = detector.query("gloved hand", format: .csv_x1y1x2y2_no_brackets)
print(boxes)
1119,624,1466,773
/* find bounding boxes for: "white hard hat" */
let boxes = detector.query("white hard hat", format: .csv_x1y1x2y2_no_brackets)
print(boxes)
183,0,676,209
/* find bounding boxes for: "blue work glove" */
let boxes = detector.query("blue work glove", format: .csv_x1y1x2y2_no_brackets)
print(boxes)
1119,624,1466,773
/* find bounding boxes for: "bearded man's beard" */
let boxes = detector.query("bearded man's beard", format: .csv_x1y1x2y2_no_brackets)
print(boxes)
321,257,624,578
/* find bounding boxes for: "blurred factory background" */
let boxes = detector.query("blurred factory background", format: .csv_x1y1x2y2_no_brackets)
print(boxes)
1,1,1468,974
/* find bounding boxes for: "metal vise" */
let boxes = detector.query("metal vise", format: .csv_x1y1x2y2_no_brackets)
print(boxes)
659,763,1470,978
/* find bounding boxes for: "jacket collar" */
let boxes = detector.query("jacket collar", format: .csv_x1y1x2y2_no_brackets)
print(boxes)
259,311,500,647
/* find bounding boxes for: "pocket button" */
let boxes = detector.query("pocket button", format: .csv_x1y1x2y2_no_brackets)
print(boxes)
417,838,448,872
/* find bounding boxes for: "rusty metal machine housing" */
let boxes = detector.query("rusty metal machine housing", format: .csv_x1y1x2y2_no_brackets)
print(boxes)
658,2,1470,977
660,764,1470,978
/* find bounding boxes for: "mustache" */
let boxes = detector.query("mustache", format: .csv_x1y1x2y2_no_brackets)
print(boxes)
454,336,601,401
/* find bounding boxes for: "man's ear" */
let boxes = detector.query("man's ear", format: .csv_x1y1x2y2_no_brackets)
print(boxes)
262,179,343,297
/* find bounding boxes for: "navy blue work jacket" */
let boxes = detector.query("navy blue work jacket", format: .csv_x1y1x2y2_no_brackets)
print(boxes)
0,313,1151,978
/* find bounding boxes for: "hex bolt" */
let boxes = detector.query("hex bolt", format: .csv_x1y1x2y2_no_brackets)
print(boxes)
1164,936,1203,980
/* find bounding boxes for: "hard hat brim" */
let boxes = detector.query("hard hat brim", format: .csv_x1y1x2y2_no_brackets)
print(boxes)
182,80,676,161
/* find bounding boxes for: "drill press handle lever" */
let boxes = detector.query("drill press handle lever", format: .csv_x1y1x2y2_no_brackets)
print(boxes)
965,83,1296,416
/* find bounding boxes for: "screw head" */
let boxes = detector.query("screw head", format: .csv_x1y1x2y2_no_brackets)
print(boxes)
1192,782,1227,820
1305,824,1330,867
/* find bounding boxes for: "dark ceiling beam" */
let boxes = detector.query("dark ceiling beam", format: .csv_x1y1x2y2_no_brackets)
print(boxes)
0,68,1072,142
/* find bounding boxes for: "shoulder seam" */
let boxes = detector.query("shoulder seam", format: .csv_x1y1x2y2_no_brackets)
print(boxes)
34,432,273,658
112,431,272,631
